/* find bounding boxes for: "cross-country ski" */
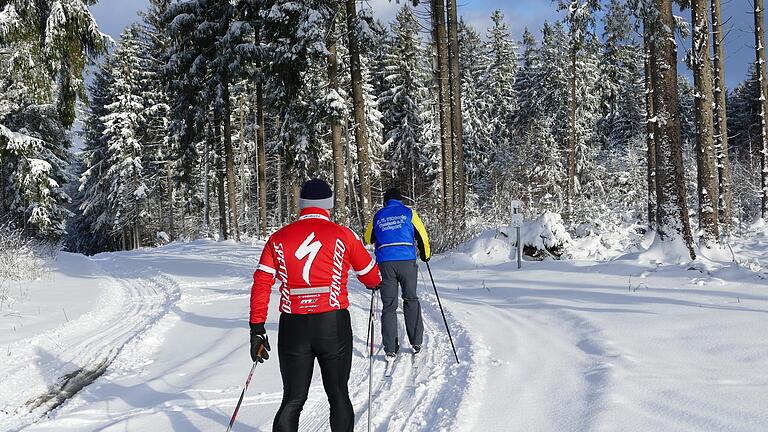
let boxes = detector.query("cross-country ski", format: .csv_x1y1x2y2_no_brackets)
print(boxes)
3,0,768,431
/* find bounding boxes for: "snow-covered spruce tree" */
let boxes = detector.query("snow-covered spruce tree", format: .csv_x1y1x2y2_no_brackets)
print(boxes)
557,0,600,218
726,68,762,219
597,0,645,158
70,54,117,253
100,27,149,250
0,0,108,128
458,19,491,201
482,10,516,163
527,21,570,213
345,0,375,221
481,10,518,221
0,103,73,239
261,0,334,211
0,0,106,239
164,0,206,231
512,27,566,216
728,66,762,166
138,0,175,241
334,9,386,229
379,5,436,201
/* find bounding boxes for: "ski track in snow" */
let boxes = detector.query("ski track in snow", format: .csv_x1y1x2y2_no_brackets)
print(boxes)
0,241,474,431
0,252,182,431
4,237,767,431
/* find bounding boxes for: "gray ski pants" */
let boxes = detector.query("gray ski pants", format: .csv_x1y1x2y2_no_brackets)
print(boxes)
379,260,423,354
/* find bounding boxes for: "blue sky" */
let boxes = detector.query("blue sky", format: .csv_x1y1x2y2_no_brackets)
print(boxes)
90,0,764,89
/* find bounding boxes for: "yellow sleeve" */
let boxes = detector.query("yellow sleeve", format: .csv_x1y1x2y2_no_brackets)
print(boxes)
364,217,375,245
412,210,431,260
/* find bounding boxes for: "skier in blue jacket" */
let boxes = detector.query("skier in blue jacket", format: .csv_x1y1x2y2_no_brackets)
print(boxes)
364,188,431,361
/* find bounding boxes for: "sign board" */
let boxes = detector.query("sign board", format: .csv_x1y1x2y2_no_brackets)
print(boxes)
510,200,522,211
510,213,524,228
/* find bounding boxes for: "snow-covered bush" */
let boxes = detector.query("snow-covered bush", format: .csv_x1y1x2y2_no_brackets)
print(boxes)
0,224,56,308
520,212,572,259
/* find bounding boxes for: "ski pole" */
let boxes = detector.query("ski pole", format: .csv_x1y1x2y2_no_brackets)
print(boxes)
226,346,266,432
368,290,377,432
426,262,459,364
366,288,375,356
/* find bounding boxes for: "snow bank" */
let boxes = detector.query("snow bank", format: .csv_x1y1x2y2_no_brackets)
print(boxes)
454,212,573,265
566,220,646,261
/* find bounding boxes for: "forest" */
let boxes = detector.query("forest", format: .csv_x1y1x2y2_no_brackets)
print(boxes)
1,0,767,259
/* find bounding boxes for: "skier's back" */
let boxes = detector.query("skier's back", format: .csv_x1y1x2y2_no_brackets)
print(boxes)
364,188,431,361
249,179,382,432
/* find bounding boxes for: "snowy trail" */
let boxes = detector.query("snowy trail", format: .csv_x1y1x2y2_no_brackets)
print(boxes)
3,237,768,431
0,252,182,431
435,245,768,432
8,241,471,431
344,277,472,432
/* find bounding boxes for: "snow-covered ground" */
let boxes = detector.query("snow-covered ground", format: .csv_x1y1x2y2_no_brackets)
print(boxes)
1,230,767,431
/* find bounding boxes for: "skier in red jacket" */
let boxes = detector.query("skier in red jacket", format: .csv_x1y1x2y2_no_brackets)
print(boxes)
249,178,382,432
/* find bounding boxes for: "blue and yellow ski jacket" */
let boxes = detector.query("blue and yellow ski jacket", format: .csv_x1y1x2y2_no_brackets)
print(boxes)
364,199,431,263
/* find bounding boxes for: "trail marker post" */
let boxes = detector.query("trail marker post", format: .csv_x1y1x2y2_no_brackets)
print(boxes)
510,200,523,269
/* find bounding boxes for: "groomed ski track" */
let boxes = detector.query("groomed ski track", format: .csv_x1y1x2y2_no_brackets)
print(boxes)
4,239,767,431
0,251,182,431
2,241,476,431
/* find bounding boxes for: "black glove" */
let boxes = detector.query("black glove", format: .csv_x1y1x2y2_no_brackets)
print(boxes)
420,254,430,263
250,323,271,363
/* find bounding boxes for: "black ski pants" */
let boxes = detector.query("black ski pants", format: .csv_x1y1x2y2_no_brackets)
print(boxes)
379,260,423,354
273,309,353,432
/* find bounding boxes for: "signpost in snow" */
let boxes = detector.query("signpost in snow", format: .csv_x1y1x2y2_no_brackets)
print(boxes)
511,200,522,269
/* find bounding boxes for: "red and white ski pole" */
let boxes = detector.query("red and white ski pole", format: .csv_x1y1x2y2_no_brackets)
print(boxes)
226,346,266,432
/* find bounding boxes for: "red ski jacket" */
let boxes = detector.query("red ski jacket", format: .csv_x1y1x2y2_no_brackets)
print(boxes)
250,207,382,326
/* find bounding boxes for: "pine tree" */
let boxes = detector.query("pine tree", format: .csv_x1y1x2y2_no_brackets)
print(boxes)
101,27,149,249
379,5,435,199
72,54,117,252
483,11,516,156
458,20,490,195
558,0,600,218
0,0,107,127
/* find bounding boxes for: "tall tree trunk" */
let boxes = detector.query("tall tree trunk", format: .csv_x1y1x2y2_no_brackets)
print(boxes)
644,20,657,228
214,115,229,240
291,181,300,220
691,0,720,244
344,122,362,228
711,0,733,232
203,125,211,234
432,0,454,219
652,0,695,259
446,0,464,215
328,16,347,224
222,71,240,242
345,0,372,221
238,95,248,230
567,47,577,219
256,84,267,238
166,162,175,241
754,0,768,218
